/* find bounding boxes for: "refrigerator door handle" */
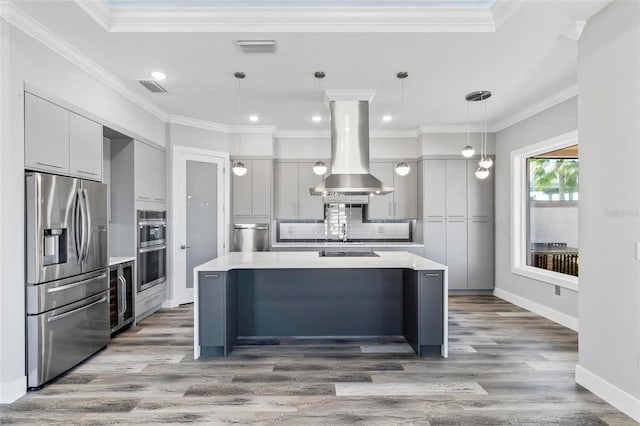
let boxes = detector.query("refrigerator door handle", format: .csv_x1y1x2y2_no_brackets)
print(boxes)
81,188,92,263
74,189,83,264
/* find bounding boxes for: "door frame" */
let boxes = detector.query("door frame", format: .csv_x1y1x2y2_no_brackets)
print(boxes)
168,145,229,307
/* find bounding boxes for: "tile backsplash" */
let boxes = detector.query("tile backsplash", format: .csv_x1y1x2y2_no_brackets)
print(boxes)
277,204,412,242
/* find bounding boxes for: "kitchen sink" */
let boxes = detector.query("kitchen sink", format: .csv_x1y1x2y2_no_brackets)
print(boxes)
319,250,380,257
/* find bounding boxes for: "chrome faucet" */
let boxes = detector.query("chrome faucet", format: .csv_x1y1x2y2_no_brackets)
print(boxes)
341,223,348,242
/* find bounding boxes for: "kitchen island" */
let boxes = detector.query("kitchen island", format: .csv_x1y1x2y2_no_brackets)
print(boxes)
193,251,448,359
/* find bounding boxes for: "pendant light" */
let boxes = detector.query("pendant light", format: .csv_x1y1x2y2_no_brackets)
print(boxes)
313,161,327,175
232,72,248,177
464,90,492,180
395,71,411,176
461,102,475,158
312,71,328,176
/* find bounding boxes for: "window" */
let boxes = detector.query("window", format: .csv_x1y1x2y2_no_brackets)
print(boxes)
511,131,578,291
526,148,579,277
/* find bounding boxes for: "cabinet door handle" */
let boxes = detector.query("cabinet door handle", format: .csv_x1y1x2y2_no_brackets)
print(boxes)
393,201,397,217
138,196,152,200
77,169,99,176
204,273,220,278
36,161,64,169
424,273,440,277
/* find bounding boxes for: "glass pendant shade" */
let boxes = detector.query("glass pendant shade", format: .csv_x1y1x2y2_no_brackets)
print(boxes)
462,145,475,158
312,161,327,175
479,157,493,169
395,162,411,176
475,166,490,180
232,161,248,176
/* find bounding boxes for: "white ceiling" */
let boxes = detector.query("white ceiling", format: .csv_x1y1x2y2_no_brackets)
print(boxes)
12,0,609,131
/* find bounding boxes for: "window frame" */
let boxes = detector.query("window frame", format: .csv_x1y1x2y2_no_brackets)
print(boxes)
510,130,579,291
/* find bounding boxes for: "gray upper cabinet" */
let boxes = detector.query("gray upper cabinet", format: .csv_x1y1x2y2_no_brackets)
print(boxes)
69,112,103,180
368,161,417,220
393,161,418,219
252,159,272,217
368,162,395,220
298,162,325,220
422,160,446,218
275,162,299,219
445,159,467,218
25,93,103,181
134,141,166,203
25,93,70,173
232,159,271,218
232,161,253,217
467,159,494,218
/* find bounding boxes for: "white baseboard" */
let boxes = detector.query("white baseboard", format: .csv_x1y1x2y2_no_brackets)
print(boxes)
0,375,26,404
493,287,579,331
575,365,640,423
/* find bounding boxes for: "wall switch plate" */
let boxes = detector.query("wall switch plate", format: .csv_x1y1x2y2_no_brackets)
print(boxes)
378,226,384,234
636,242,640,260
555,285,561,296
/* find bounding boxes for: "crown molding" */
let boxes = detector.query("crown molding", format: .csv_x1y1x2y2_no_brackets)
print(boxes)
230,124,277,134
1,1,169,122
169,114,230,133
493,84,578,132
73,1,497,33
491,0,525,30
74,0,111,31
275,130,331,139
418,124,488,134
372,129,419,138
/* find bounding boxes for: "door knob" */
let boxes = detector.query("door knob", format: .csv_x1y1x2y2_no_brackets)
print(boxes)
180,245,191,250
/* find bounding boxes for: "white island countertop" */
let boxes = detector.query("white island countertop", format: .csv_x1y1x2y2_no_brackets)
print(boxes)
194,251,446,272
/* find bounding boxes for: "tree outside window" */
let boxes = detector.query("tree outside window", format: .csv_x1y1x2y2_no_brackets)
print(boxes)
526,146,579,277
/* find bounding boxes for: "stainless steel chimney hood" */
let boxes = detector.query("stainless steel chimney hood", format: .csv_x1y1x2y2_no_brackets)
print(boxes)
310,91,393,196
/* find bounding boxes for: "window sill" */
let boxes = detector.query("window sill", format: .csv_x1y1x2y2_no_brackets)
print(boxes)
512,265,579,292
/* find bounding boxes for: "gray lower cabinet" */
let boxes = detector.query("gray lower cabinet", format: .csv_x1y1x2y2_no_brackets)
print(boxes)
423,219,446,265
446,219,468,290
419,271,444,346
198,272,226,356
467,219,494,290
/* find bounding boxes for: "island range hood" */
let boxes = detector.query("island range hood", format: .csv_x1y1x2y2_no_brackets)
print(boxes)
310,91,393,196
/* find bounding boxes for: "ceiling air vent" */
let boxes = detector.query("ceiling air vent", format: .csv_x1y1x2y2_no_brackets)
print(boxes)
236,40,277,54
138,80,167,93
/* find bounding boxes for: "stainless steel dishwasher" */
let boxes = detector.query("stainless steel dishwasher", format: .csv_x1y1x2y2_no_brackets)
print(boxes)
233,224,269,252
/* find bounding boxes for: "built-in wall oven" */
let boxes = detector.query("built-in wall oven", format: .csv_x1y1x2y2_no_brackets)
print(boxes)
137,210,166,293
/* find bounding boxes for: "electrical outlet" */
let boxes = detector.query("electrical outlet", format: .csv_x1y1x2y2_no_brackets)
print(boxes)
555,285,561,296
636,243,640,260
378,226,385,234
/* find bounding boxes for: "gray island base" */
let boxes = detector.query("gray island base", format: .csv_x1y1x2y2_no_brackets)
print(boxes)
194,252,448,358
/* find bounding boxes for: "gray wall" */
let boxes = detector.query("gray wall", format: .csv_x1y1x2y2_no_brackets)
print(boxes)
495,97,579,319
578,0,640,402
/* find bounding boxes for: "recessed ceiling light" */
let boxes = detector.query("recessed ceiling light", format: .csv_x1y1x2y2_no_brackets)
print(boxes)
312,115,322,122
249,115,259,122
150,71,166,80
382,115,392,122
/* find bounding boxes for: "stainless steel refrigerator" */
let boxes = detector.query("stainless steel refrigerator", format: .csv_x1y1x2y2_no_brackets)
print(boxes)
25,172,109,389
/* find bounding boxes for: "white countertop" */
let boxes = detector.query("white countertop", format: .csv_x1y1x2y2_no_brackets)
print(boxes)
109,256,136,266
271,242,424,248
194,251,446,272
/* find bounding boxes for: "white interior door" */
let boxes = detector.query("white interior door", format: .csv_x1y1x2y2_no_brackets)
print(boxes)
171,147,228,306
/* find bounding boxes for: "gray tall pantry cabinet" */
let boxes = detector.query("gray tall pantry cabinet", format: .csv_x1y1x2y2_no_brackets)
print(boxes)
421,159,494,291
231,158,272,221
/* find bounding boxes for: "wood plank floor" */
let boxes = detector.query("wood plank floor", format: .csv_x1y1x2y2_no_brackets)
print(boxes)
1,295,637,425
